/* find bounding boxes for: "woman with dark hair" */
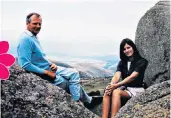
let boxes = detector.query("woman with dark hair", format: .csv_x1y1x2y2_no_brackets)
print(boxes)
102,38,148,118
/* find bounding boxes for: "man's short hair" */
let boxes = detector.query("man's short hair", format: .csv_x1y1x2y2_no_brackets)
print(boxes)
26,12,41,23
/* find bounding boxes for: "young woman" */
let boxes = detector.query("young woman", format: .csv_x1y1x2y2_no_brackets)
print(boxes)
102,38,148,118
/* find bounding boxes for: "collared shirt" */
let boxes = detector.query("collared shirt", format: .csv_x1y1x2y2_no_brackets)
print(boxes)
116,57,148,87
17,30,51,74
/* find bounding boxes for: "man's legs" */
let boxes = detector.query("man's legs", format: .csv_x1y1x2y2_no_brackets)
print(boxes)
57,78,70,93
55,66,92,103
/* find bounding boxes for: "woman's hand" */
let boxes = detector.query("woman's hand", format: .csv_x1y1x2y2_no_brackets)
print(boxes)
50,63,57,72
105,71,121,95
105,83,118,95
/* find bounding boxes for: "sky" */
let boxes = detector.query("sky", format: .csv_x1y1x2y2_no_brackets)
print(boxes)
1,0,159,59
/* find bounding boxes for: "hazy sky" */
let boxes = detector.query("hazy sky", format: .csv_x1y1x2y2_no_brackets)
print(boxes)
1,0,159,58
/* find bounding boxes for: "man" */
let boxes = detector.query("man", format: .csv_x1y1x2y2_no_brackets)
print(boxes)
17,12,102,108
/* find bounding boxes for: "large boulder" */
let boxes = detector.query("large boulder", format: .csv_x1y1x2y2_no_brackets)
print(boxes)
135,1,170,87
114,1,170,118
1,64,99,118
115,80,170,118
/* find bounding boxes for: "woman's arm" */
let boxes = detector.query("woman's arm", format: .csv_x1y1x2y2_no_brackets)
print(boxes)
115,71,139,88
110,71,121,84
105,71,121,95
106,72,139,95
115,58,148,88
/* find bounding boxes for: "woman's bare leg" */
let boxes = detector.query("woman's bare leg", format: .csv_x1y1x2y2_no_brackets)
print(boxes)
110,89,131,118
102,93,111,118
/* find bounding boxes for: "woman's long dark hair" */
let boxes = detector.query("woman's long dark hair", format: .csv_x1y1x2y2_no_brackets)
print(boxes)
120,38,141,62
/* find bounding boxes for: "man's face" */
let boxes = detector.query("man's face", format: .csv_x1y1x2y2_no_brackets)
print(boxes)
27,15,42,36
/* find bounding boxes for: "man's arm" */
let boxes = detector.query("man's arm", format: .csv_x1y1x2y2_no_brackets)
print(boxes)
17,37,46,74
17,35,57,80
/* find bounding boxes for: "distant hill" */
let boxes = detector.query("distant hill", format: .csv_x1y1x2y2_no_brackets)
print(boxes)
15,54,118,79
52,60,113,79
90,55,119,73
69,62,113,78
49,55,119,78
91,55,119,62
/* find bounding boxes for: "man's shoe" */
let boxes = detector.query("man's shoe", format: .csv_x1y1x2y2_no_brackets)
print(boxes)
88,90,101,96
91,96,103,106
84,96,103,109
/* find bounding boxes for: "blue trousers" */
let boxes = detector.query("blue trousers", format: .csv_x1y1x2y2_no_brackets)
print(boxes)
53,66,92,103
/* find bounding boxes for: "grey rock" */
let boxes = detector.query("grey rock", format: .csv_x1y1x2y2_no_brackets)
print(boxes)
89,103,103,117
2,1,170,118
114,1,170,118
135,1,170,87
115,80,170,118
1,64,100,118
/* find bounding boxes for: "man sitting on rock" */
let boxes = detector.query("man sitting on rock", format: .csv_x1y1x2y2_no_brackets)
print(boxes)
17,12,102,109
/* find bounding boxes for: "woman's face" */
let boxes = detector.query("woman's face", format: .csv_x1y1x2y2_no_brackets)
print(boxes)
123,43,134,57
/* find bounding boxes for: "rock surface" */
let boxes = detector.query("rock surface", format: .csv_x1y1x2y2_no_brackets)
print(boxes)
135,1,170,87
1,1,170,118
1,64,99,118
114,1,170,118
115,80,170,118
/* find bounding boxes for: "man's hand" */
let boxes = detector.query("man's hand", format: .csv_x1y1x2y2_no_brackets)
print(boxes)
105,83,118,95
50,63,57,72
44,70,56,79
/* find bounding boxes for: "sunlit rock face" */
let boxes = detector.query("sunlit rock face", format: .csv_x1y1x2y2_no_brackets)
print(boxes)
135,1,170,87
1,64,100,118
114,1,170,118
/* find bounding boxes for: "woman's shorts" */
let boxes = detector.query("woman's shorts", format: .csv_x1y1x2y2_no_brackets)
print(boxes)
125,87,145,97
